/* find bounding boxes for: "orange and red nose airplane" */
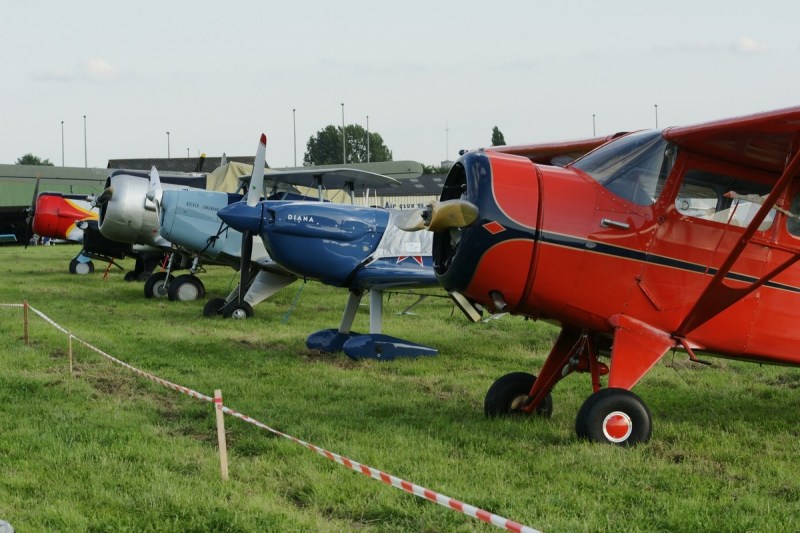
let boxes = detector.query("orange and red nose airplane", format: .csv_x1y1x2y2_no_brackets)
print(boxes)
415,106,800,445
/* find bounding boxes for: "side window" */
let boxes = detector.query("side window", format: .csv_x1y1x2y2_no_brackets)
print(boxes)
787,194,800,236
675,170,775,230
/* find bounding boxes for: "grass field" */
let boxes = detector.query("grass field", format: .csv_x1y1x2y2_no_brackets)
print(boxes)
2,244,800,532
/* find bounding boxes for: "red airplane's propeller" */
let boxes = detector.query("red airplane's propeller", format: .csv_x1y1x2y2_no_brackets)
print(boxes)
24,175,42,248
396,199,479,232
231,133,267,319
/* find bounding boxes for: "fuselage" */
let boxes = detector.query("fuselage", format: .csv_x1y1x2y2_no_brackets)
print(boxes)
97,170,205,249
32,192,96,242
218,201,435,289
435,130,800,365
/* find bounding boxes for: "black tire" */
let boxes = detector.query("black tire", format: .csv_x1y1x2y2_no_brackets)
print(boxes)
167,274,206,301
484,372,553,418
222,300,254,320
68,258,94,275
143,272,174,299
203,298,226,317
575,388,652,446
123,271,137,282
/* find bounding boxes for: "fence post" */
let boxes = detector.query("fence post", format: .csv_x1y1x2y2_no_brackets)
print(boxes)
214,389,229,481
23,300,29,346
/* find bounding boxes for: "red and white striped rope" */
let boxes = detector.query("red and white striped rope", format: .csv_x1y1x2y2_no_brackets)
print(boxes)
9,303,541,533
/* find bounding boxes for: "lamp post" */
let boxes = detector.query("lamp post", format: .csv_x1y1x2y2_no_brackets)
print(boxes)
187,148,190,158
592,114,596,137
83,115,87,167
166,131,171,159
61,121,64,166
654,104,658,129
366,115,370,163
292,108,297,167
341,103,346,164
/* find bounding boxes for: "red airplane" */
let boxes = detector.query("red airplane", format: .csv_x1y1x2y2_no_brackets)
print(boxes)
404,107,800,445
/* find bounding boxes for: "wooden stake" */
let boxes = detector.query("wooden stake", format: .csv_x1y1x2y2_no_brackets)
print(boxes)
68,334,73,377
214,389,229,481
23,300,29,346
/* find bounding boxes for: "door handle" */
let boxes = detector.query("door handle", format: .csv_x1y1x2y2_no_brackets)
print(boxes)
600,218,630,230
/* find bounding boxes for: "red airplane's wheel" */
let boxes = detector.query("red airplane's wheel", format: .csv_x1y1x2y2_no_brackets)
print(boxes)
168,274,206,301
144,272,174,299
484,372,553,418
575,388,652,446
203,298,226,317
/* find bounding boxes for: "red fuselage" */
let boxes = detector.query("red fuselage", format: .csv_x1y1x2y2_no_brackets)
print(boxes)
435,132,800,367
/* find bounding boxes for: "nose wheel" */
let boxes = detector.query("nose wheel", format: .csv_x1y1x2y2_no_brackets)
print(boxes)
575,388,651,446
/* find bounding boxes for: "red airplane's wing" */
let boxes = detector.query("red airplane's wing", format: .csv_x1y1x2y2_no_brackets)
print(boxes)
486,134,623,165
668,107,800,336
664,106,800,174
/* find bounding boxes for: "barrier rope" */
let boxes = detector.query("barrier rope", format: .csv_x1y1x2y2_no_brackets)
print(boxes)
6,302,541,533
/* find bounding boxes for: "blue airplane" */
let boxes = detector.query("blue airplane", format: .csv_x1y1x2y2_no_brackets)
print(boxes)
217,187,438,360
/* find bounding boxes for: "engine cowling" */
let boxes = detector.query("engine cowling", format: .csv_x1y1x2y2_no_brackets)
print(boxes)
432,150,541,314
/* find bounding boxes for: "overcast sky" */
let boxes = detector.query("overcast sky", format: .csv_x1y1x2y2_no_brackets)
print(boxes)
1,0,797,169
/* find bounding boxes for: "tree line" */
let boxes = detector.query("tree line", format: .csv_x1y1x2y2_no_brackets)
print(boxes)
16,125,507,171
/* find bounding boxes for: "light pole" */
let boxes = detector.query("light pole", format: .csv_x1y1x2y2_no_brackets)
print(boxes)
61,121,64,166
83,115,87,167
654,104,658,129
366,115,370,163
292,108,297,167
187,148,190,158
340,103,346,164
166,131,171,159
592,114,596,137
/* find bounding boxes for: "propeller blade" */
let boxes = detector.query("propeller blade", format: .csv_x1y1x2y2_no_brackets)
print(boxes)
246,134,267,207
24,175,42,248
93,186,114,206
147,166,163,225
239,229,253,302
427,199,480,232
193,153,207,173
395,199,479,232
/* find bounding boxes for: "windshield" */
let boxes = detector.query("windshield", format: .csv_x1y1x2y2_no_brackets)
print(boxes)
572,130,675,206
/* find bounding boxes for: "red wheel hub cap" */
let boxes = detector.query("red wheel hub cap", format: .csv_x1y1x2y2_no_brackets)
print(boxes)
603,411,633,443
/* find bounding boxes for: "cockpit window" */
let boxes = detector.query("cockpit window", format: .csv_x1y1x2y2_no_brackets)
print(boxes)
571,130,675,206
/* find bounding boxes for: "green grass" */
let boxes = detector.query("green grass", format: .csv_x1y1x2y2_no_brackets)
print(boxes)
2,244,800,532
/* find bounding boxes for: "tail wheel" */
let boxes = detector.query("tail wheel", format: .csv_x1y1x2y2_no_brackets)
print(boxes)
203,298,226,317
168,274,206,301
575,388,652,446
484,372,553,418
144,272,174,299
69,258,94,275
222,301,254,320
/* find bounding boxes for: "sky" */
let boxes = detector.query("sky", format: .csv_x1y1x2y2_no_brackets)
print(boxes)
1,0,798,169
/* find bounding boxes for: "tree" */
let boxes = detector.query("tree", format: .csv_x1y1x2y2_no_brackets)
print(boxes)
422,164,452,174
491,126,506,147
16,153,53,166
304,124,392,166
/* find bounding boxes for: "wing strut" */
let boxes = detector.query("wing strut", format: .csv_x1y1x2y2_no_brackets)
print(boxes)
675,149,800,336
